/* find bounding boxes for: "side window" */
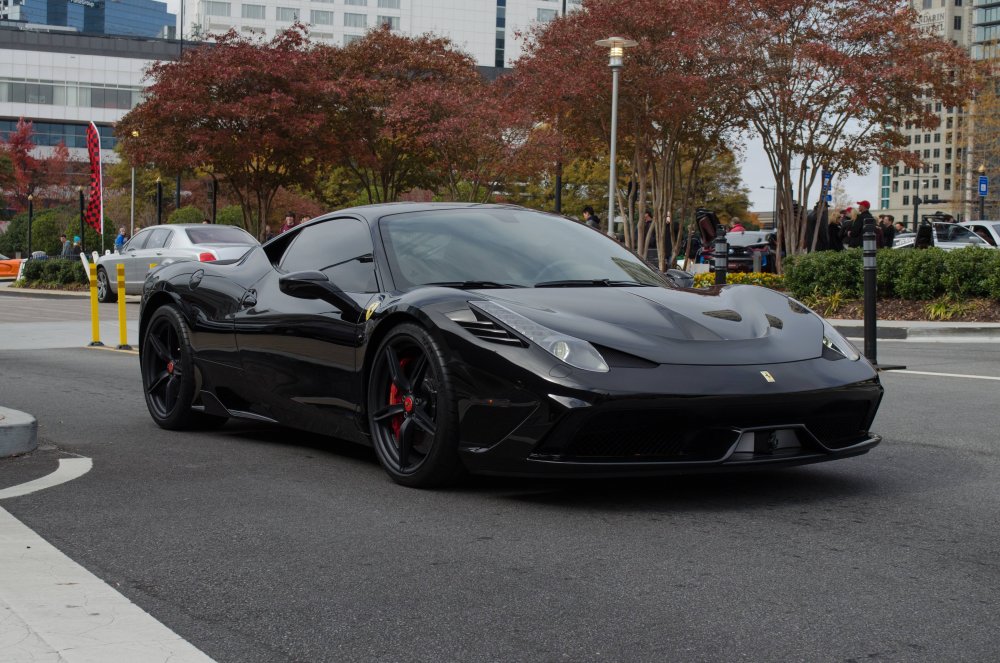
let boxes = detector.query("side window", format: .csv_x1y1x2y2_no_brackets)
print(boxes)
279,218,377,293
147,228,172,249
126,230,152,251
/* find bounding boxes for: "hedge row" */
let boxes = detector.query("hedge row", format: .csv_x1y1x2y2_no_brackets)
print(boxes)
784,247,1000,301
693,271,785,289
18,258,88,287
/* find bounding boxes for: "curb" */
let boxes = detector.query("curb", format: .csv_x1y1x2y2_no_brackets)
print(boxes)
0,407,38,458
0,285,141,303
833,322,1000,341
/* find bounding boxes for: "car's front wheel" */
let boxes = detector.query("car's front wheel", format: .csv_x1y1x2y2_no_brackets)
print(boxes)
367,323,464,488
96,267,116,303
141,306,226,430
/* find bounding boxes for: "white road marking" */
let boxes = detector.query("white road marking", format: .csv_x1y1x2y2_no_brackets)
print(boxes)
0,458,93,500
895,369,1000,382
0,506,216,662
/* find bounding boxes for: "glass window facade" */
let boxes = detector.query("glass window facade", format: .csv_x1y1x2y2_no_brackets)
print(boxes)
377,15,399,29
241,4,266,19
344,12,366,27
0,120,117,150
310,9,333,24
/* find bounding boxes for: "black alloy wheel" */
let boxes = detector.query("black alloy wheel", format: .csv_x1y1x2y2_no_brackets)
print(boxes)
368,323,463,487
141,306,226,430
96,267,117,303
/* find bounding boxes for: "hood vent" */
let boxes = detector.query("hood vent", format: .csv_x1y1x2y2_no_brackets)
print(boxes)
457,310,526,347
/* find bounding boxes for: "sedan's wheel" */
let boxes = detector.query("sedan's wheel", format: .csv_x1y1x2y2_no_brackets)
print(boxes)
368,323,463,487
141,306,226,430
96,268,117,303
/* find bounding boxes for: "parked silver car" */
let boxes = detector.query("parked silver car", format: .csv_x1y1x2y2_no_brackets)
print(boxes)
958,221,1000,248
95,224,258,302
892,221,994,252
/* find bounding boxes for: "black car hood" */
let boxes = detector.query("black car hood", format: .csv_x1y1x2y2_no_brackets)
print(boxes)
477,285,823,366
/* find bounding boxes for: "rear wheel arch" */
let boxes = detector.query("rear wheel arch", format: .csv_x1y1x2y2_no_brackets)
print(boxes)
139,291,181,352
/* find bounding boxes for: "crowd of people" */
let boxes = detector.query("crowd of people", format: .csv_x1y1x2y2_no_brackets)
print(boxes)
807,200,905,252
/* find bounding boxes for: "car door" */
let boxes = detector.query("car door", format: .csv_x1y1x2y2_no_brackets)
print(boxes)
130,227,173,291
120,228,153,287
964,223,999,247
234,217,378,438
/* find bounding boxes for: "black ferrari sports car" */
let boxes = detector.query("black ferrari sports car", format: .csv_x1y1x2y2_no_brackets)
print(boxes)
138,203,882,487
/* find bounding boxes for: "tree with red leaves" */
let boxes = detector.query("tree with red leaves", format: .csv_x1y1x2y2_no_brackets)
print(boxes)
1,118,71,212
117,27,328,240
732,0,977,263
314,28,501,203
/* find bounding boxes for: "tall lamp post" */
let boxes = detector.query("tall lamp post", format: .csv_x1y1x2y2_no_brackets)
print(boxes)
77,186,85,254
595,36,637,239
156,177,163,225
26,194,33,258
978,163,987,220
760,185,777,230
129,130,139,239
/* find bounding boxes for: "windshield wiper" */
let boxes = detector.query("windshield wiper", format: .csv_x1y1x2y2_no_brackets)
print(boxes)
534,279,650,288
423,280,521,289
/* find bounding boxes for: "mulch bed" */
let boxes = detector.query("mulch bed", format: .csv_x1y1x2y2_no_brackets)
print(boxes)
831,298,1000,322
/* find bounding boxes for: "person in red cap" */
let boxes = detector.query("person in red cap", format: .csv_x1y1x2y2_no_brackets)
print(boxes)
846,200,875,248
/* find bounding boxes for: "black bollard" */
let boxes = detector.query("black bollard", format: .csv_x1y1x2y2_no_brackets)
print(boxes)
714,224,728,285
862,215,877,363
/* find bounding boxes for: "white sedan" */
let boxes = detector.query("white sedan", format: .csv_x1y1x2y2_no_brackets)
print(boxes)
95,224,258,302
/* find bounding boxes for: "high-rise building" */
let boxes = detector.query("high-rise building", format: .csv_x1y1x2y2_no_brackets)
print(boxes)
0,0,176,39
189,0,580,68
879,0,974,228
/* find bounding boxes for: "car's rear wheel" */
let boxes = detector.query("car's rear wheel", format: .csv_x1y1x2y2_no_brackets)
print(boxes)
96,267,116,303
141,306,226,430
368,324,463,487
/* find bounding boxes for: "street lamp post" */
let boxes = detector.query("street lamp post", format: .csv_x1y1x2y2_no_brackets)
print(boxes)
978,164,987,220
760,185,777,230
595,36,637,239
156,177,163,225
130,130,139,239
27,194,33,258
912,177,921,232
78,186,85,254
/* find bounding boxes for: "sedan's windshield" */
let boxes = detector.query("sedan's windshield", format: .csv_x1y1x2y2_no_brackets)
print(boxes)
379,208,668,290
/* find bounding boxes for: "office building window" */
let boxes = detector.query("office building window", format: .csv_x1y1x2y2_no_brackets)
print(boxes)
310,10,333,24
537,8,557,21
206,1,230,16
242,4,265,19
892,181,899,193
904,195,910,205
377,15,399,29
344,34,362,45
945,179,951,190
914,134,921,144
904,180,910,190
954,16,961,29
276,7,297,20
345,0,366,5
345,12,366,27
378,0,400,7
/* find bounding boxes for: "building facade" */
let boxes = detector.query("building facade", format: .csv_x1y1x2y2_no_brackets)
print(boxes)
878,0,975,228
0,0,176,39
190,0,580,67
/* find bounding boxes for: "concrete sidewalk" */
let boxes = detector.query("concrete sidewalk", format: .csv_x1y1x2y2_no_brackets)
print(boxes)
0,279,142,304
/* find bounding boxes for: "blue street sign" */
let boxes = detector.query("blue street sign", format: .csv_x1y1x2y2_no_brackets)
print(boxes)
979,175,989,197
826,194,832,202
822,170,832,185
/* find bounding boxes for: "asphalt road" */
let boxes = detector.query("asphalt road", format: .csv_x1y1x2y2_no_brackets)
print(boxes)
1,328,999,660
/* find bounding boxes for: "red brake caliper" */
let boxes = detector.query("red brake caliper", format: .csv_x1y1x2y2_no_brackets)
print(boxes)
387,357,411,439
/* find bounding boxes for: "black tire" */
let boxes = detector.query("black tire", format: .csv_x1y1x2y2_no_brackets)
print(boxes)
96,267,117,303
141,306,227,430
367,323,464,488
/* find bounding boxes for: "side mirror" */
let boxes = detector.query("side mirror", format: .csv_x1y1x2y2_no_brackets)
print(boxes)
278,270,364,320
664,269,694,289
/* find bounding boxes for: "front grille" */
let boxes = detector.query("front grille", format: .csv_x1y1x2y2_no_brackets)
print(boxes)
803,402,870,449
457,312,525,347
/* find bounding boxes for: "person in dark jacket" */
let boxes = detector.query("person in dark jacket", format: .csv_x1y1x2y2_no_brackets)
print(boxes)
827,212,846,251
582,205,600,230
880,214,896,248
846,201,875,248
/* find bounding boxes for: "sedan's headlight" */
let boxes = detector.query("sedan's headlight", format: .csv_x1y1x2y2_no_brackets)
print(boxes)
469,300,609,372
822,319,860,361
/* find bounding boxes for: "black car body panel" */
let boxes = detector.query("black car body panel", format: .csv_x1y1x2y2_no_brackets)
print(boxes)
140,203,882,478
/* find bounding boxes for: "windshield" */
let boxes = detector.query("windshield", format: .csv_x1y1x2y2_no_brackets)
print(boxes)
185,226,257,245
379,208,669,290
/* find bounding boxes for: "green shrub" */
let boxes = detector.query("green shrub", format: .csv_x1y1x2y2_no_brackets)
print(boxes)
875,248,904,299
894,248,945,300
216,205,245,227
941,247,998,299
19,257,86,287
168,205,205,225
783,249,864,299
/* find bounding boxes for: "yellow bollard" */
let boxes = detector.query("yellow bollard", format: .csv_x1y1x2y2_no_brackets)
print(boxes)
115,263,132,350
88,263,104,347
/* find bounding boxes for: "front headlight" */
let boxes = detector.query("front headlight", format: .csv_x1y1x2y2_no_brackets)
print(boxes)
822,319,860,361
469,300,609,372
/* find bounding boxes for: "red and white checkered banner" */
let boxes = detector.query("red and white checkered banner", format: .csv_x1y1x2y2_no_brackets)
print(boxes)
84,121,103,235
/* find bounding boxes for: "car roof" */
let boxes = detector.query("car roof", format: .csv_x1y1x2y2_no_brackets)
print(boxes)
314,202,537,226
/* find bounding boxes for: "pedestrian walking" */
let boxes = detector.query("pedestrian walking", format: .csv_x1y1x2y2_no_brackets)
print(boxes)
279,212,296,234
880,214,896,248
846,201,875,248
70,236,83,256
582,206,600,230
827,211,845,252
59,233,72,257
114,226,127,253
